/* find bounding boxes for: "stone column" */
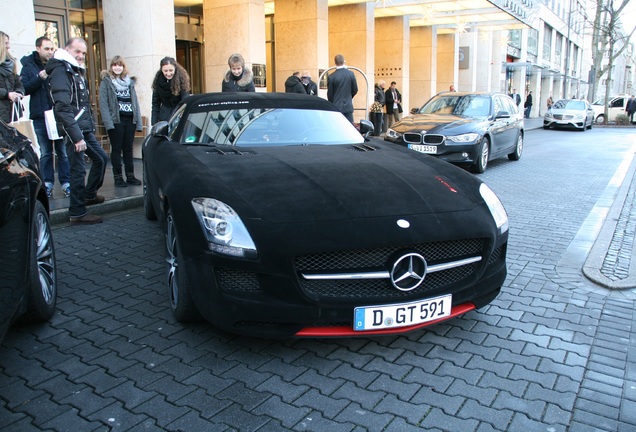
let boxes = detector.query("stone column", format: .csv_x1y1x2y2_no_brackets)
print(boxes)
375,16,409,125
410,26,437,109
458,30,479,92
437,33,458,94
202,0,266,92
329,3,375,123
274,0,328,93
102,0,176,126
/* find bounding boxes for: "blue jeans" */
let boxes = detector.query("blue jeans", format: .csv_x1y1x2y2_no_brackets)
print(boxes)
33,119,70,189
66,131,109,218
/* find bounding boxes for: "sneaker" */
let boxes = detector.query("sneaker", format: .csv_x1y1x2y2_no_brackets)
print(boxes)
126,176,142,186
69,213,103,225
45,187,53,198
85,195,105,206
114,177,128,188
63,186,71,197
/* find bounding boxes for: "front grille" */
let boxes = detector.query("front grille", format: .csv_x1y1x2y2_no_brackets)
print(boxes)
216,268,261,292
403,133,422,143
553,114,573,120
295,239,484,300
423,135,445,144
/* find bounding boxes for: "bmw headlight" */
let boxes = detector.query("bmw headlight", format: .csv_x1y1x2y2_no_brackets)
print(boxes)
191,198,257,258
385,128,401,139
446,133,479,143
479,184,508,234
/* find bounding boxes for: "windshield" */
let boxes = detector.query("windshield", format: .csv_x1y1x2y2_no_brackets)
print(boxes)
553,100,586,110
180,108,364,147
416,94,492,117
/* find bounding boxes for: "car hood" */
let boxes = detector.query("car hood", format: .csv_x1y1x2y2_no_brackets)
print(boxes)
174,143,480,224
390,114,485,134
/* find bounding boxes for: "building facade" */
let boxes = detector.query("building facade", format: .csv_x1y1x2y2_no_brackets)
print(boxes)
2,0,609,128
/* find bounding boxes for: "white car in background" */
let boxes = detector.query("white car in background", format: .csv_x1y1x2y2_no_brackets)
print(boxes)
592,95,628,124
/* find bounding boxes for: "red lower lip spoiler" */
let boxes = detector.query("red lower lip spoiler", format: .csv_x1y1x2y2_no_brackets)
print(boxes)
294,302,475,337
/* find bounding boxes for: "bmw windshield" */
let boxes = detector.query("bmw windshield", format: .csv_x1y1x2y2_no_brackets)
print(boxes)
414,94,492,118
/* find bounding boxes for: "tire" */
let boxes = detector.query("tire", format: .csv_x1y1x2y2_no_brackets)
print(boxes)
508,133,523,161
595,114,605,124
22,200,57,323
471,137,490,173
143,161,157,221
587,119,593,130
166,209,201,322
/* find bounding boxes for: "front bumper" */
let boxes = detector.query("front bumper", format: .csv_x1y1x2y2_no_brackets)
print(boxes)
182,234,507,338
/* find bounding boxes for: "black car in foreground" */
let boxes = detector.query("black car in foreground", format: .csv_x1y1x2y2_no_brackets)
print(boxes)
143,92,509,338
0,120,57,343
384,91,524,173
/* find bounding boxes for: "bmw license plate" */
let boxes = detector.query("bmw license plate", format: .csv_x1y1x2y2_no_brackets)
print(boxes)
354,294,452,331
408,144,437,154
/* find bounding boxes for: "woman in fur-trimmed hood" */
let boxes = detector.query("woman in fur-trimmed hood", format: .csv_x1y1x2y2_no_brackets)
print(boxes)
221,53,255,93
99,55,142,187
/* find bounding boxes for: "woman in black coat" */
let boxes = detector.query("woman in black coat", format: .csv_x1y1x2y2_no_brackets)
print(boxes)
0,31,24,123
151,57,190,125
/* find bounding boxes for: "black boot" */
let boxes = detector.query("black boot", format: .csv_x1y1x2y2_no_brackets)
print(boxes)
114,174,128,188
126,173,142,185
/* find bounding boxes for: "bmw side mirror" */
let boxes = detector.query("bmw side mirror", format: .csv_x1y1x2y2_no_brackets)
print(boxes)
410,108,419,114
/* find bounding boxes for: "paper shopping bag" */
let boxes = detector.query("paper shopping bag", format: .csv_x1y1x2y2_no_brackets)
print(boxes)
9,102,40,157
44,109,62,141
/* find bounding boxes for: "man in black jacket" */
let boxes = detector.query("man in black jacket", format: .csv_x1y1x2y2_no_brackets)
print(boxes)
327,54,358,123
301,71,318,96
20,37,70,199
285,71,305,94
47,37,108,225
385,81,402,128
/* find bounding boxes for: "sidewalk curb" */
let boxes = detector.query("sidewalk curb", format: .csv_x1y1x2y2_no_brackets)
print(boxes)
50,195,143,226
582,150,636,289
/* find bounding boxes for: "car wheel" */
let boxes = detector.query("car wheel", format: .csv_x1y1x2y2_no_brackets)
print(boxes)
471,137,490,173
166,210,201,322
595,114,605,124
508,133,523,161
22,200,57,323
143,161,157,221
588,120,593,130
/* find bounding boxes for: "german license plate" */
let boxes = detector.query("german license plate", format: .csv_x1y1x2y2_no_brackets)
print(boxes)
408,144,437,154
354,294,452,331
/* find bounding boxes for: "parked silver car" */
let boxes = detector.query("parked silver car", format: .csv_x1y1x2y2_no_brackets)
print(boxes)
543,99,594,131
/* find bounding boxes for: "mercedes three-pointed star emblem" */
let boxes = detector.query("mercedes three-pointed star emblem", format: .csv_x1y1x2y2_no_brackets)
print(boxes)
390,252,427,291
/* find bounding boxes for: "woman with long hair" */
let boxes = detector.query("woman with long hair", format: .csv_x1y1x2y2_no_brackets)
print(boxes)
0,31,25,123
151,56,190,125
99,55,143,187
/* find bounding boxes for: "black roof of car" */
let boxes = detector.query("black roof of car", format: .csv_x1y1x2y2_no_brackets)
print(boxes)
183,92,340,113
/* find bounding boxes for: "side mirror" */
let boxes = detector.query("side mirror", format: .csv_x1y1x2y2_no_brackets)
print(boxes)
495,111,511,119
150,121,169,138
410,108,419,114
359,119,374,137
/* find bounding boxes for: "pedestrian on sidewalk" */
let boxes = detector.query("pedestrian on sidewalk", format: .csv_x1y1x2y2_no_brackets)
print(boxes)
47,37,108,225
20,36,71,198
99,55,143,188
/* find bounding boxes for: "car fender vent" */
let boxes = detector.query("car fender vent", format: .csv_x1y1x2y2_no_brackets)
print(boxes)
351,144,380,152
206,148,254,156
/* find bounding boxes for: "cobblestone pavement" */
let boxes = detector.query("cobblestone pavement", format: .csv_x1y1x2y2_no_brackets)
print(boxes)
2,127,636,431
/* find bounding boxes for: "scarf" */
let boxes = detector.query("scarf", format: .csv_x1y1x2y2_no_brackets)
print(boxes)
112,75,131,92
0,58,15,74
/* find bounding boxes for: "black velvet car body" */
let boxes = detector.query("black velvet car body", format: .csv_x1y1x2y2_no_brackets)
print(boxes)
143,92,509,337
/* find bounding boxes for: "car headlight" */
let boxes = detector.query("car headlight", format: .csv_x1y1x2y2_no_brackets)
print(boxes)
574,114,584,120
545,112,553,119
479,183,508,234
446,133,479,143
385,128,401,139
191,198,257,258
